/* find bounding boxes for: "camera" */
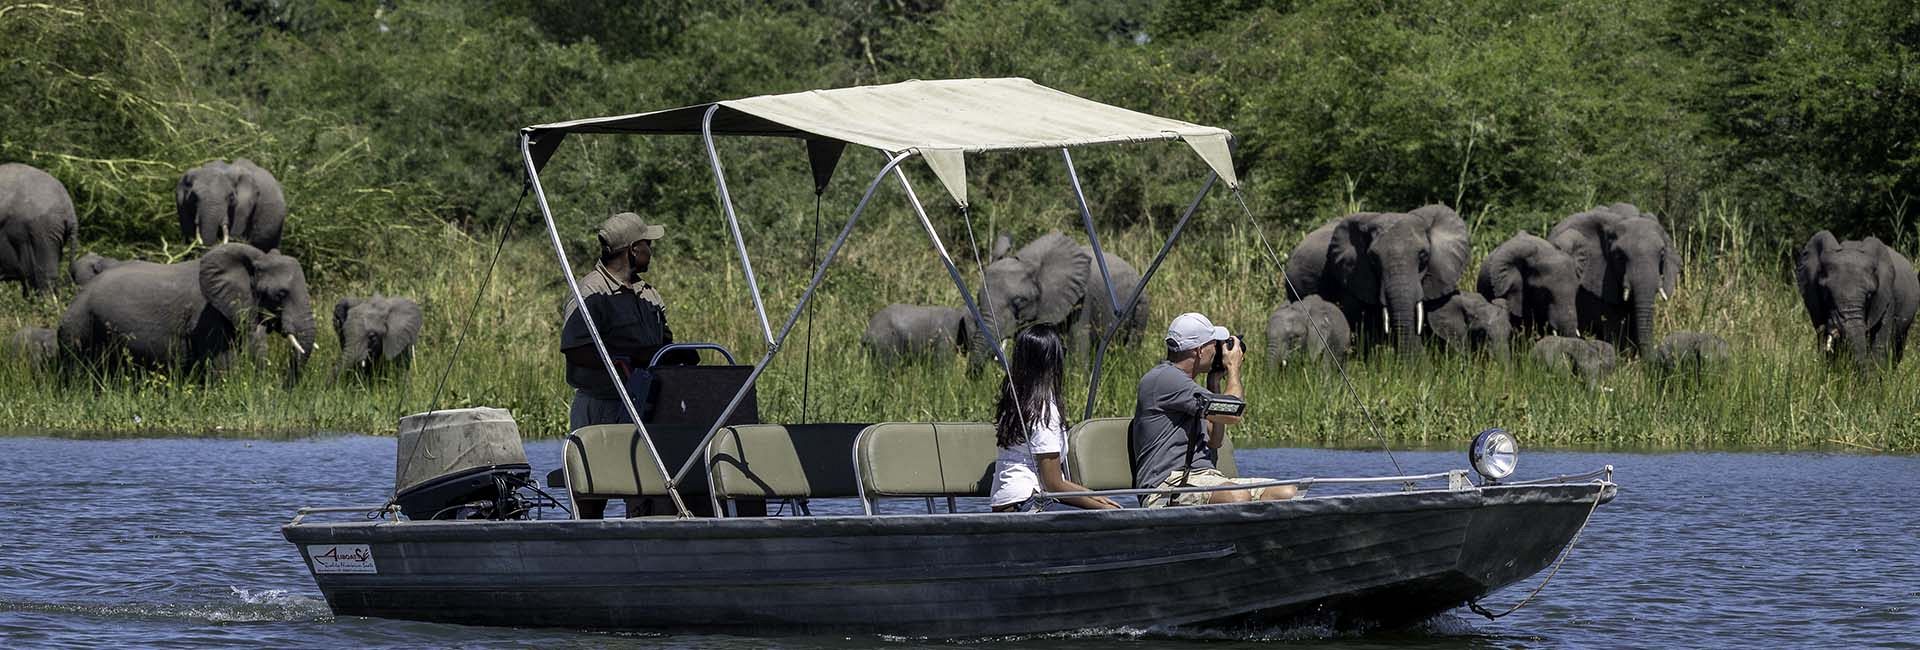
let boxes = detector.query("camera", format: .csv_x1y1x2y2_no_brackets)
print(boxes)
1209,334,1242,373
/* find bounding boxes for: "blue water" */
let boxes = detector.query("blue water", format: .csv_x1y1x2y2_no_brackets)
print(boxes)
0,436,1914,649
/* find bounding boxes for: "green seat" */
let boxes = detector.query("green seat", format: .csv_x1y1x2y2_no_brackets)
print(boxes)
1064,417,1237,491
705,423,868,515
854,422,998,514
563,424,671,517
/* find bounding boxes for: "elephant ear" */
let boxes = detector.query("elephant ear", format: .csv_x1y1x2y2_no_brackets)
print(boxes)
1328,213,1381,304
951,306,975,349
1410,204,1470,299
1477,235,1529,320
991,233,1013,260
1795,231,1838,329
1284,219,1340,300
199,243,264,325
1014,232,1090,325
230,163,259,234
384,299,424,360
333,298,359,345
1550,210,1614,298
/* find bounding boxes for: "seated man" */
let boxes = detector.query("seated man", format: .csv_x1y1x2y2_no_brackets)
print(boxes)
1130,312,1300,507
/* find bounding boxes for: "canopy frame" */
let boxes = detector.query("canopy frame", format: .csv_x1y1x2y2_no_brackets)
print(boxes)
522,80,1235,518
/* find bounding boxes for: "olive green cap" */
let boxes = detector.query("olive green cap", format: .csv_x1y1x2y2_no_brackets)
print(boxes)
597,212,664,252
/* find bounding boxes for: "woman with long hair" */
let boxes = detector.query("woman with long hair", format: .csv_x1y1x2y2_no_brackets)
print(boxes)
989,324,1122,512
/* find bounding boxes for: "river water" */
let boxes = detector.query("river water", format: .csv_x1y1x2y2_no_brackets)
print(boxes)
0,436,1913,649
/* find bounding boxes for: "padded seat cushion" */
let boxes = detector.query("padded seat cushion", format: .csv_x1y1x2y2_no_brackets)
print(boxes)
1064,417,1237,491
856,422,997,497
707,423,868,499
564,424,670,498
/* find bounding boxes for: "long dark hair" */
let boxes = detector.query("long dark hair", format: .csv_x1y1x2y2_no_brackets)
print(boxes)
994,324,1068,448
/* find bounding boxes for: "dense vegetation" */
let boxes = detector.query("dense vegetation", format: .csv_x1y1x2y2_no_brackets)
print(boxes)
1,1,1915,451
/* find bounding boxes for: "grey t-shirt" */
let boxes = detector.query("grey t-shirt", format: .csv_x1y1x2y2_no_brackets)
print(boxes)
1130,361,1216,489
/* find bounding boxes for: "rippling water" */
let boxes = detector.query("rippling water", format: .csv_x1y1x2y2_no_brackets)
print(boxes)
0,436,1913,649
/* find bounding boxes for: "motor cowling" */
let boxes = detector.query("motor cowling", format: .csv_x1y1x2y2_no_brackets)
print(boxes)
392,407,531,520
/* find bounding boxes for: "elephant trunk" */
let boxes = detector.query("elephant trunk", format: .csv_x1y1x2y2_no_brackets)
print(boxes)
1839,317,1873,373
196,195,226,246
1627,269,1660,354
966,301,1001,374
278,293,316,389
1548,299,1579,337
1386,287,1422,357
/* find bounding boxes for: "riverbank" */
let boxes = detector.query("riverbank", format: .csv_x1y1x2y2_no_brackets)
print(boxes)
1,200,1913,453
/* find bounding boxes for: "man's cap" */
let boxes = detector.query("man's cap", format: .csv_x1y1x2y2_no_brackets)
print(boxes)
597,212,664,251
1165,312,1230,352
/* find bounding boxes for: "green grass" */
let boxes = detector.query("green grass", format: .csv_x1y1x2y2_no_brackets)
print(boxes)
1,198,1914,453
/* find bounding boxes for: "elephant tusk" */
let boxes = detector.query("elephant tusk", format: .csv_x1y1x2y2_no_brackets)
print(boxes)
1623,286,1631,301
1382,310,1391,334
286,333,307,356
1659,287,1671,301
1417,302,1425,335
1824,333,1835,353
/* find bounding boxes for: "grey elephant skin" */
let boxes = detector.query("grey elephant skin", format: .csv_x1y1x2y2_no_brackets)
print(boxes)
1548,203,1680,354
1264,295,1349,368
58,243,316,384
177,159,288,251
334,296,424,377
861,304,970,364
0,163,78,296
1648,332,1730,378
1285,205,1470,356
69,252,127,287
7,326,55,368
1477,231,1579,337
1530,336,1617,386
1794,231,1920,372
972,231,1147,367
1425,293,1513,361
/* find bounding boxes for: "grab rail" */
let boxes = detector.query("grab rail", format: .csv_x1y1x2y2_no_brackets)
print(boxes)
649,342,737,367
1502,465,1614,486
1038,470,1469,501
288,504,400,526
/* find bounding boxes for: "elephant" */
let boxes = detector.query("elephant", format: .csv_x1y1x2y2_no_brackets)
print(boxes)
1425,292,1513,360
1794,231,1920,372
971,231,1148,368
1284,204,1471,356
861,304,971,364
0,163,78,296
70,252,128,287
1547,203,1681,354
1477,231,1580,337
7,326,55,368
1264,295,1349,368
177,159,288,251
1648,331,1731,378
334,295,424,378
1530,336,1617,386
58,243,315,384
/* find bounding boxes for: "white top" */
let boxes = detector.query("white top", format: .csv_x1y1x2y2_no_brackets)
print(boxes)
989,403,1068,507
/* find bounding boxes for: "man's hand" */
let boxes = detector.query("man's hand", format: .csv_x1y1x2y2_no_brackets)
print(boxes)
1223,335,1245,371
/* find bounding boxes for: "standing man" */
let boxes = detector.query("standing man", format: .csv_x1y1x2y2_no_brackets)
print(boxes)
1129,312,1299,507
560,212,678,430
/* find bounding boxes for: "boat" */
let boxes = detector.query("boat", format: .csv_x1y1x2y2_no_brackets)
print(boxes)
283,78,1616,637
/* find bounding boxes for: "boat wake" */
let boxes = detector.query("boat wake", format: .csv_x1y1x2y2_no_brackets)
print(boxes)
0,586,331,625
878,612,1488,644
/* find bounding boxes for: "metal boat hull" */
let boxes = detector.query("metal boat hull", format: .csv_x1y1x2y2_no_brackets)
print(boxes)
284,483,1611,636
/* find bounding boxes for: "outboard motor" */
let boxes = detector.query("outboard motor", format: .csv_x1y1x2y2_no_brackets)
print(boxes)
392,407,532,520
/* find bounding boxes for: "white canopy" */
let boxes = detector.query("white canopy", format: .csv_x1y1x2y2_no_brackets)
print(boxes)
524,78,1238,207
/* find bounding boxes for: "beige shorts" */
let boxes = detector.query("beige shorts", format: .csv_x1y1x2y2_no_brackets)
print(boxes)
1142,468,1275,508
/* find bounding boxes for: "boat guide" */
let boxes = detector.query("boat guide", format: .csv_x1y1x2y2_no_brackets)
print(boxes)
283,78,1616,637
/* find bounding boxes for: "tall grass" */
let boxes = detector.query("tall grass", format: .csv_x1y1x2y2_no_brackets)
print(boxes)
1,193,1913,453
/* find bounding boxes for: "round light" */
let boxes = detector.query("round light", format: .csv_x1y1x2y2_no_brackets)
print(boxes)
1470,428,1518,483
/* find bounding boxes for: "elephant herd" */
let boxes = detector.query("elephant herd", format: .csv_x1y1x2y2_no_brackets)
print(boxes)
862,201,1920,385
0,160,422,385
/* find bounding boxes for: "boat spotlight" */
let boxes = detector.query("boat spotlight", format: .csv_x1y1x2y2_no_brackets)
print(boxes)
1470,428,1518,483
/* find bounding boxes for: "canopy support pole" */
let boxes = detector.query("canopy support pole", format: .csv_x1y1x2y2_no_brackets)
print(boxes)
671,150,919,486
891,166,1014,377
702,105,776,348
519,132,690,518
1061,148,1120,318
1081,171,1218,421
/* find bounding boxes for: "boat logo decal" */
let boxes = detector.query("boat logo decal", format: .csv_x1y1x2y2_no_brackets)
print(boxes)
308,544,378,574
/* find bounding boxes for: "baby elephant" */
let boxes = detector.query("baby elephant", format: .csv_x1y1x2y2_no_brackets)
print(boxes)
333,296,423,378
7,326,55,368
69,252,128,287
1265,295,1349,368
1425,293,1513,360
1531,336,1617,386
1648,332,1730,377
861,304,972,364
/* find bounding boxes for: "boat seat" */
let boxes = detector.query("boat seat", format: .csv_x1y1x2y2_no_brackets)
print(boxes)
705,423,869,515
562,424,672,517
1064,417,1237,492
854,422,997,514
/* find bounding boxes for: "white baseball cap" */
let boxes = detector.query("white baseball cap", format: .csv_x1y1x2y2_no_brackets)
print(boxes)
1165,312,1230,352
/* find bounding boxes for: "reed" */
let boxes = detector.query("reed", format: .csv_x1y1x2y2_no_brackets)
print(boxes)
0,198,1913,453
